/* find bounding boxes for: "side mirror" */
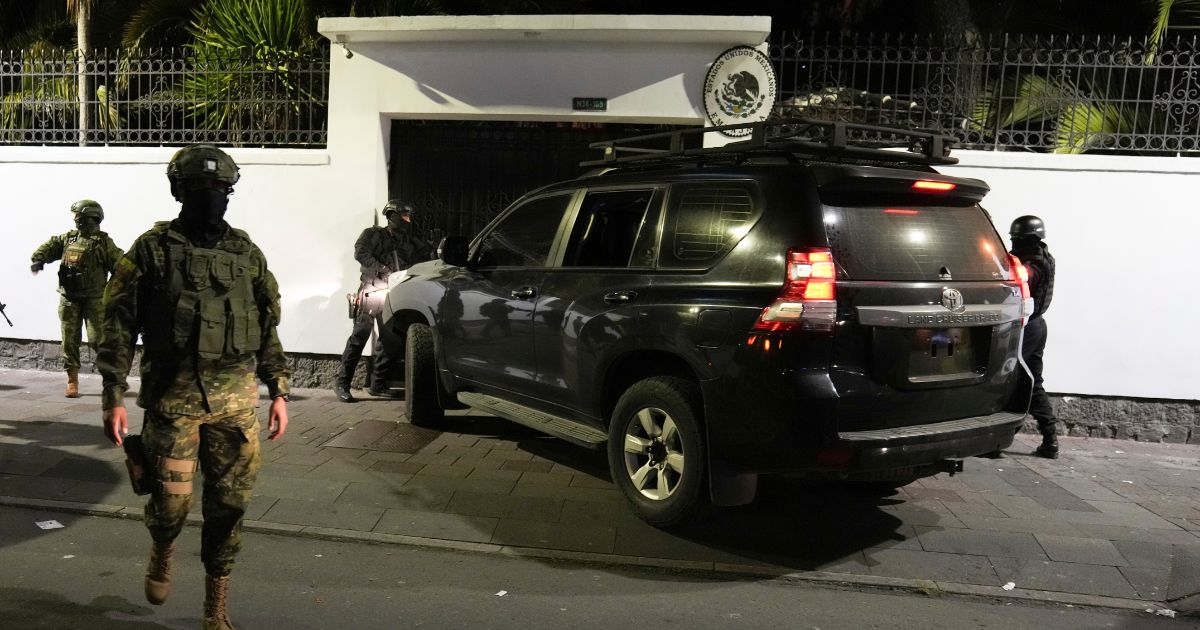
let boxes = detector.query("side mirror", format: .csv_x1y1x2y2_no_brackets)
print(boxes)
438,236,470,268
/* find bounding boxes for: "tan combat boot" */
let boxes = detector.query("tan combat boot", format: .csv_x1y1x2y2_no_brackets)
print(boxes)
203,575,235,630
144,541,174,605
65,370,79,398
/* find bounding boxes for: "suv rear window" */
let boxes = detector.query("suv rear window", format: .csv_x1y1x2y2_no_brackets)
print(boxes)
824,205,1011,281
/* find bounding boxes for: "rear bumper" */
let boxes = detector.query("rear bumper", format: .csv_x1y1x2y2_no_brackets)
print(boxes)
836,411,1024,472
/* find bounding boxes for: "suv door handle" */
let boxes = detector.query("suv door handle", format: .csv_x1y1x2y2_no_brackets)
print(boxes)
603,290,638,304
511,286,537,300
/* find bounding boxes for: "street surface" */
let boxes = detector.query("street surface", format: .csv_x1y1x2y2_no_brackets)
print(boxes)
0,504,1184,630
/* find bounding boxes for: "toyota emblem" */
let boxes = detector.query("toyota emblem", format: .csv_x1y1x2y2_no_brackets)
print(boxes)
941,288,965,313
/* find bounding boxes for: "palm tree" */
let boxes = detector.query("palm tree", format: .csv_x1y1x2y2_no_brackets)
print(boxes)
66,0,93,144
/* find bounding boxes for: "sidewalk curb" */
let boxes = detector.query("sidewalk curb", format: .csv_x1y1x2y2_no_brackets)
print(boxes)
2,494,1176,616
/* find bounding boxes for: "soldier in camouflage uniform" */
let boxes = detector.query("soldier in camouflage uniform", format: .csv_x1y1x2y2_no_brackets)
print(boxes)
30,200,124,397
98,144,289,630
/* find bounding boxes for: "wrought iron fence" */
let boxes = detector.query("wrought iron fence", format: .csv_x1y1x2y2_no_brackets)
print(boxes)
0,47,329,147
770,32,1200,154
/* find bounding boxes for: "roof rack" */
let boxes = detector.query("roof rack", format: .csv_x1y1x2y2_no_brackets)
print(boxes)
580,118,959,170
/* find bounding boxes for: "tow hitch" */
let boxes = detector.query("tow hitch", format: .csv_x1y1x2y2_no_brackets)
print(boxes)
937,459,964,476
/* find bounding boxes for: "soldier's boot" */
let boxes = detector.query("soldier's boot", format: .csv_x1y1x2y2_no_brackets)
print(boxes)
65,369,80,398
203,575,235,630
144,541,174,605
1034,433,1059,459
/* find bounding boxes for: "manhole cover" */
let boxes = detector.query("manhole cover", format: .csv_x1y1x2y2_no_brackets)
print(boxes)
320,420,439,453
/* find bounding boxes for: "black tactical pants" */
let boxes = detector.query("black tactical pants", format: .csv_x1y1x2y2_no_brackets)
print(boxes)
1022,316,1057,436
337,294,404,388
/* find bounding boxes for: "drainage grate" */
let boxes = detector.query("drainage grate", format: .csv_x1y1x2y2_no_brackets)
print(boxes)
320,420,439,453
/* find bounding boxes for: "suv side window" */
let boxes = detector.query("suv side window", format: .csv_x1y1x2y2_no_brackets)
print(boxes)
561,189,657,268
474,194,572,267
659,182,760,269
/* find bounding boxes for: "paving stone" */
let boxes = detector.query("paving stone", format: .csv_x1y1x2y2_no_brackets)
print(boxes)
1034,534,1127,565
465,468,522,483
413,463,473,479
368,460,425,475
1071,523,1200,545
558,499,644,529
1120,566,1171,601
990,557,1139,598
499,459,553,473
569,474,614,490
901,487,964,503
374,508,498,543
262,498,384,532
253,475,348,502
862,524,923,551
1113,540,1176,569
940,500,1009,519
445,491,563,522
0,452,62,476
261,462,318,478
1167,544,1200,600
509,482,622,504
482,449,533,462
492,518,615,554
515,471,574,487
865,549,999,585
915,527,1048,560
879,506,964,528
401,474,516,496
955,514,1085,537
335,480,451,512
0,474,79,499
304,460,407,484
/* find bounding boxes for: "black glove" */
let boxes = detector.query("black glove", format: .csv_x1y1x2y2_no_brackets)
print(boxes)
31,262,43,273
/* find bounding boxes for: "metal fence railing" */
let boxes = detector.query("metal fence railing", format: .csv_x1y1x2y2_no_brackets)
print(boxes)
0,47,329,147
770,32,1200,154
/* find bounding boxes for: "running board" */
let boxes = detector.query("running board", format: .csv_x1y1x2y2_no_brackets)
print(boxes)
456,392,607,449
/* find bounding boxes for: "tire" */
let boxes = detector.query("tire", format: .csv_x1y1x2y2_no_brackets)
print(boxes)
607,376,709,528
405,323,445,426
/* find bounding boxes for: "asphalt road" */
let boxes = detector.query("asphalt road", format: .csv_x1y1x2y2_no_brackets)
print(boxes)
0,505,1185,630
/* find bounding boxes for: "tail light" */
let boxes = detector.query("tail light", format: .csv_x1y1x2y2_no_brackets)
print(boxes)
1009,254,1033,323
753,248,837,332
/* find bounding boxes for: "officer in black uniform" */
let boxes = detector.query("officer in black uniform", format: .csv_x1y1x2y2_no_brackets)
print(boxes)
334,200,431,402
1010,215,1059,459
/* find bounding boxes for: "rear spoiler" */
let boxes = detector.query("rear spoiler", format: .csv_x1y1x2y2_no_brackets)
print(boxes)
814,168,990,205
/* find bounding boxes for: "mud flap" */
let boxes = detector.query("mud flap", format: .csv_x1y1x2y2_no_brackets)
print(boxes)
708,451,757,507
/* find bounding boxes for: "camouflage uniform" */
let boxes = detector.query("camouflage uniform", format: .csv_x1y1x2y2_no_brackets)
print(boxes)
31,228,124,371
98,218,290,577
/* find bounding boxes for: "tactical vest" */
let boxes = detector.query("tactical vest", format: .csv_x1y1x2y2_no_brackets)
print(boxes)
156,227,262,360
58,232,108,297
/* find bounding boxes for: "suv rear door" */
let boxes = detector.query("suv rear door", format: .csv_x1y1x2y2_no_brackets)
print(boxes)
820,174,1026,432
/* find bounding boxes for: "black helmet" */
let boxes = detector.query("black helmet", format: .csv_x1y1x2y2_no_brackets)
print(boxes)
167,144,240,200
382,199,414,219
70,199,104,222
1010,215,1046,240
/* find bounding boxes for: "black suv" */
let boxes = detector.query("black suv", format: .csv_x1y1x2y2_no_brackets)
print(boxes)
383,120,1032,528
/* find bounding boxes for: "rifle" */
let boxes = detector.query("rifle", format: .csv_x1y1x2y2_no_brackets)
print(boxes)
0,301,11,326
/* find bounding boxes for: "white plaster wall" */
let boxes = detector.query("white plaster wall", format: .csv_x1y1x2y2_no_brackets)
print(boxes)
944,151,1200,401
0,147,364,358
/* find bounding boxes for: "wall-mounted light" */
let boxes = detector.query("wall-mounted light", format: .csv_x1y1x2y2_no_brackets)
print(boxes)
336,35,353,59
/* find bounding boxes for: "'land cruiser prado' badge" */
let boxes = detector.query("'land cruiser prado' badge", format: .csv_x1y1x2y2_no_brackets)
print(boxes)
703,46,778,137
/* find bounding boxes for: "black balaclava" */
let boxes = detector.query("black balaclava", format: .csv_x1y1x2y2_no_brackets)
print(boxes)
74,217,100,235
179,184,229,247
1011,235,1041,257
386,212,409,232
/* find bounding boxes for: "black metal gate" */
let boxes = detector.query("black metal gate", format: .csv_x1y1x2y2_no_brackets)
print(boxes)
388,120,678,244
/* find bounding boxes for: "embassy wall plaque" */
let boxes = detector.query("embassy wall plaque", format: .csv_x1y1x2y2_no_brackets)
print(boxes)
703,46,778,137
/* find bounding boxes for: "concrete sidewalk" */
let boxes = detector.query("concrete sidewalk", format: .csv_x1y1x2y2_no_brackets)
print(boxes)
1,368,1197,617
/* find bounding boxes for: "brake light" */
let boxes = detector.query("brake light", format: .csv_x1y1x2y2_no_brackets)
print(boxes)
753,248,837,332
1009,253,1033,323
912,180,956,192
884,208,920,215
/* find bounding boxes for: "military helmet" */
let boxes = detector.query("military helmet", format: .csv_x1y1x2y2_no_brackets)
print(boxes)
167,144,240,198
382,199,414,219
1009,215,1046,240
70,199,104,222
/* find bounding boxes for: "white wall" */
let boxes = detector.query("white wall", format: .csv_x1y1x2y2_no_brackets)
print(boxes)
944,151,1200,401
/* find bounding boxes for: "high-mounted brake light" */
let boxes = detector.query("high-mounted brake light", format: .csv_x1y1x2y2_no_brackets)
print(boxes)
884,208,920,215
753,248,837,332
912,180,956,192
